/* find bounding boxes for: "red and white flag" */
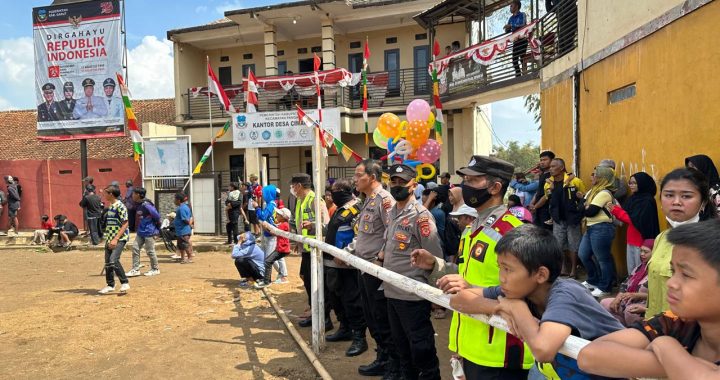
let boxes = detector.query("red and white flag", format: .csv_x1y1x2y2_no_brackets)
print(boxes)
245,69,259,113
297,107,316,128
207,62,234,112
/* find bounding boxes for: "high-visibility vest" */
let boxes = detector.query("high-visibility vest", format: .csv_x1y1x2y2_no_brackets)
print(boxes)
448,211,535,370
295,191,316,252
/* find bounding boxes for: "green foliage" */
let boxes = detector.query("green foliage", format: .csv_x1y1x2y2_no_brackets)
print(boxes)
493,141,540,173
524,94,541,130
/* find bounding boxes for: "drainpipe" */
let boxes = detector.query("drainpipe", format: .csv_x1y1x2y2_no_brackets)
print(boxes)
572,70,580,175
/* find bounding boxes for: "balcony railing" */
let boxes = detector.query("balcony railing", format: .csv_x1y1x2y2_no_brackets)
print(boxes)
179,0,577,121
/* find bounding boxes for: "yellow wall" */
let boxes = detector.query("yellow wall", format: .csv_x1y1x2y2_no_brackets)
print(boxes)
539,78,573,164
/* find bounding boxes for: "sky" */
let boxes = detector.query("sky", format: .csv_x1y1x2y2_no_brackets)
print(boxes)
0,0,539,144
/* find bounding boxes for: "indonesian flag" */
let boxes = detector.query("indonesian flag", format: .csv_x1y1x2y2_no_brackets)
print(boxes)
246,69,259,113
297,106,315,128
207,62,234,112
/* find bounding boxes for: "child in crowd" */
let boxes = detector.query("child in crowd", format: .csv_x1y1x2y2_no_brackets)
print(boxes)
599,239,654,326
508,194,533,223
450,224,623,379
255,207,291,288
232,231,265,287
578,220,720,380
32,214,53,245
173,192,194,264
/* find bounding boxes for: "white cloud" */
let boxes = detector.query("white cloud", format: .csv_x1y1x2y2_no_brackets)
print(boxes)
491,96,540,144
0,37,36,110
126,35,174,100
195,5,208,13
215,0,244,15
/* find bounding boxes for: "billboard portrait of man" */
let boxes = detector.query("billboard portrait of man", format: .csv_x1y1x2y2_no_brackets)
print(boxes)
37,82,61,122
57,81,76,120
102,78,124,119
73,78,108,120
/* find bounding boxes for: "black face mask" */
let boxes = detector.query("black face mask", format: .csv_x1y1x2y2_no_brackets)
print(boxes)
390,185,412,201
331,190,353,207
462,184,491,208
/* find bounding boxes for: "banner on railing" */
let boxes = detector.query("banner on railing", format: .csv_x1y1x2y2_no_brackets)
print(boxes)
232,108,341,148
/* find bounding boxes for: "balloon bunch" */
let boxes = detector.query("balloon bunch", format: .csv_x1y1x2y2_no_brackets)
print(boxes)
374,99,441,181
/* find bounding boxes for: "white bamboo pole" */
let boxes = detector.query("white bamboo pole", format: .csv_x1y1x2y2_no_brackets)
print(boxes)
310,126,326,353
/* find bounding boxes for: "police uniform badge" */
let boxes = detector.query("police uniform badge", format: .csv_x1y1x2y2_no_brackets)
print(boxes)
470,241,489,262
418,216,431,237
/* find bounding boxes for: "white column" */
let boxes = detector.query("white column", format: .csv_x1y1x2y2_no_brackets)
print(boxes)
321,18,335,70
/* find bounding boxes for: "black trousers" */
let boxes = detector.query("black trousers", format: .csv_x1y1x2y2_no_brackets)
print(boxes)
512,38,528,77
263,251,288,283
235,257,262,281
326,266,366,332
128,208,137,232
359,273,396,355
226,212,239,244
300,251,312,306
87,216,101,245
387,298,440,380
462,360,529,380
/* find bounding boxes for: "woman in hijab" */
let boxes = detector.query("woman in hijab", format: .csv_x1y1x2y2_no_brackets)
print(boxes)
605,172,661,273
578,166,618,297
685,154,720,213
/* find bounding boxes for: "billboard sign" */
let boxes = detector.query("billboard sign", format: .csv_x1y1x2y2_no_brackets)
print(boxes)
233,108,341,148
33,0,124,141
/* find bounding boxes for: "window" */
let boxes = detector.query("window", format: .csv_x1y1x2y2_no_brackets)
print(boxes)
386,37,397,44
298,58,319,73
278,50,285,56
413,46,430,95
349,41,361,49
297,47,308,54
385,49,400,96
278,61,287,75
311,46,321,53
59,170,72,175
220,56,229,62
415,33,427,40
608,84,636,104
229,155,244,182
99,168,112,172
241,64,255,77
219,66,232,86
243,53,253,60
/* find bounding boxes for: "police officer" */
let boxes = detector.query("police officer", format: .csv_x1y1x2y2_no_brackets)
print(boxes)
322,178,368,357
379,163,443,380
411,155,534,380
102,78,124,118
57,81,76,120
344,159,398,378
291,173,331,328
37,83,60,122
73,78,108,119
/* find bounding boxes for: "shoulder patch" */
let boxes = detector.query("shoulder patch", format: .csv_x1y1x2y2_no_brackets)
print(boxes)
382,198,392,210
418,216,431,237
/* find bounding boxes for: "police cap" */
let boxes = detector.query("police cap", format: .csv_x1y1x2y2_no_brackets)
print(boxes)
103,78,116,88
42,83,55,91
388,164,416,182
63,81,74,91
456,155,515,181
81,78,95,87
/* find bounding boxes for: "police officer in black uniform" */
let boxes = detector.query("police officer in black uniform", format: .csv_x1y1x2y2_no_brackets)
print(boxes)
37,83,61,122
57,81,76,120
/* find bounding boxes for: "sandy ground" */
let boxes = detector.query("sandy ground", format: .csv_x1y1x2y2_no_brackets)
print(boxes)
0,244,453,379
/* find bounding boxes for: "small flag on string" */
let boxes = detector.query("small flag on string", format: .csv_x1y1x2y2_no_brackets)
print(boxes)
297,107,316,128
192,119,232,174
246,70,259,113
116,73,143,162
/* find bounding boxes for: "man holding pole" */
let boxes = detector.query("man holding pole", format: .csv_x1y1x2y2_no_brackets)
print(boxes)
410,155,534,380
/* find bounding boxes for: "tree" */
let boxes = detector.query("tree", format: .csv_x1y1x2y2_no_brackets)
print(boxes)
524,93,541,130
493,140,540,173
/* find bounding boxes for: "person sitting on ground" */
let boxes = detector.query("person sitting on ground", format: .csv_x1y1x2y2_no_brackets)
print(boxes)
508,194,533,223
47,214,79,248
32,214,54,245
578,220,720,380
450,224,623,379
599,239,654,327
232,231,266,287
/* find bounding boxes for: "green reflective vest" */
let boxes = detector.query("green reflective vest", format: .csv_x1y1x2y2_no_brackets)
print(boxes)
295,190,316,252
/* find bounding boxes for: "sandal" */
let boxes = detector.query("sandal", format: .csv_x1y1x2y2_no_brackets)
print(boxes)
180,260,188,264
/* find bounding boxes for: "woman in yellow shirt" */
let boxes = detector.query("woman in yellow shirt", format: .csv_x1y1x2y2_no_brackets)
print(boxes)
579,166,618,297
645,168,717,317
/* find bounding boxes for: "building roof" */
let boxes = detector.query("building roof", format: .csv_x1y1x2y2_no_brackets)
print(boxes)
414,0,511,28
0,98,175,161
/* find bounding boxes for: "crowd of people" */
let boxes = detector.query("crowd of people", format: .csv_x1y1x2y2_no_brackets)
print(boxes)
223,149,720,380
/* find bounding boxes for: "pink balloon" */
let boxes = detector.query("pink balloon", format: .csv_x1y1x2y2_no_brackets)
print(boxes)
416,139,441,164
406,99,431,122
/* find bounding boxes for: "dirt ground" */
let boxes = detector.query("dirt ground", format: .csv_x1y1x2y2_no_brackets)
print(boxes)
0,245,453,379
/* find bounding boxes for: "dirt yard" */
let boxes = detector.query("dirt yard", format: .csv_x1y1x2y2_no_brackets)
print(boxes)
0,245,452,379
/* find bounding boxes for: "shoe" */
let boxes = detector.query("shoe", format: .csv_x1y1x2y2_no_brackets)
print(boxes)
298,317,333,331
125,269,141,277
170,254,181,260
346,330,368,357
581,281,596,290
381,359,403,380
254,281,270,289
358,349,388,376
273,277,289,284
591,288,610,298
98,286,115,294
238,280,250,288
119,283,130,293
144,269,160,276
326,325,352,342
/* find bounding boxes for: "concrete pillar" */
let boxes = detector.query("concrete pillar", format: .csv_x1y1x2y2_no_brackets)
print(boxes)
264,25,278,76
321,17,335,70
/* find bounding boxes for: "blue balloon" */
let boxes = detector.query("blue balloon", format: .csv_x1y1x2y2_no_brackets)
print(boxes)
403,160,421,167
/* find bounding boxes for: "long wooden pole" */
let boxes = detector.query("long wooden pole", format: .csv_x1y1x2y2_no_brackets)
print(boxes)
310,124,325,353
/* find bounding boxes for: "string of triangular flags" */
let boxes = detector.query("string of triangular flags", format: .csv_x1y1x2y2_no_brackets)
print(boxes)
192,119,232,174
116,73,144,162
297,105,363,163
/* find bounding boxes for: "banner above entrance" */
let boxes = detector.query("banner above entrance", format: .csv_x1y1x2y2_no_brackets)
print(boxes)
232,108,341,149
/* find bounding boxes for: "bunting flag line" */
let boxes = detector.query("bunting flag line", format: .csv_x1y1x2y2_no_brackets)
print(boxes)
431,40,444,145
192,119,232,174
246,69,259,113
116,73,144,162
362,37,370,145
207,62,235,113
297,105,363,164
